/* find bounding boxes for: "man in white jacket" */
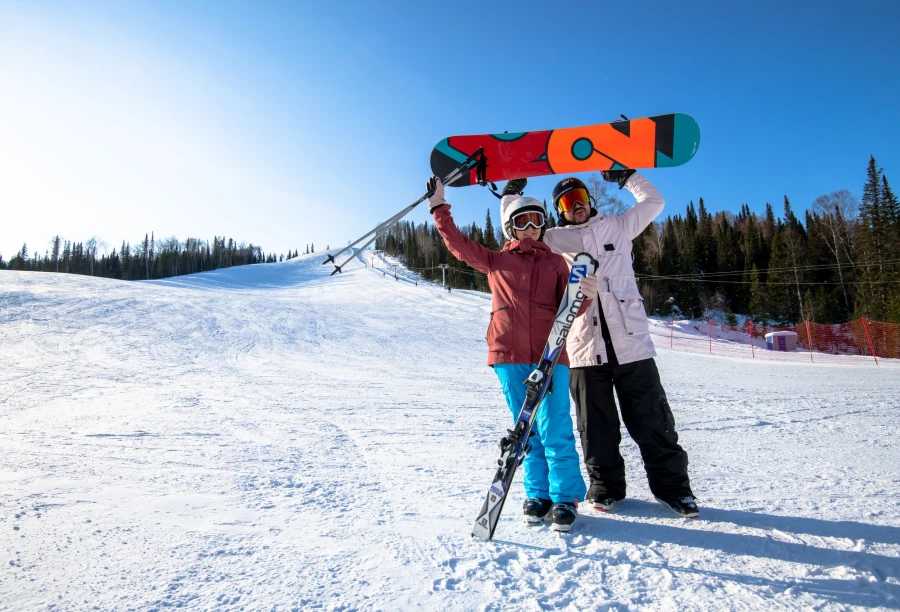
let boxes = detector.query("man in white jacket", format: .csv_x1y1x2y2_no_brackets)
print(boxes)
501,172,697,518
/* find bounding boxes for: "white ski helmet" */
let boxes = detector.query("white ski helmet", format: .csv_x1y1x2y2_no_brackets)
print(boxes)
500,196,547,241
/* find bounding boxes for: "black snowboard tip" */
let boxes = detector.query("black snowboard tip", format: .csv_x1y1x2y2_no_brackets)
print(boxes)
430,149,472,188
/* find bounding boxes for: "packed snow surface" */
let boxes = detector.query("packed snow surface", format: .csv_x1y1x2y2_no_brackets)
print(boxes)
1,252,898,611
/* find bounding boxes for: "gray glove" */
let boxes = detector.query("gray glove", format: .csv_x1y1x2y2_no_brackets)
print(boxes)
426,176,446,212
578,273,598,297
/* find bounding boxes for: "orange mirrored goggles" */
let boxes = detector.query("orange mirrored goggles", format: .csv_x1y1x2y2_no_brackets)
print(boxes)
511,211,545,231
556,188,590,213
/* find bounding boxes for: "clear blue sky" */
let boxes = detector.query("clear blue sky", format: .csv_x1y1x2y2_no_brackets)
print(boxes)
2,1,898,260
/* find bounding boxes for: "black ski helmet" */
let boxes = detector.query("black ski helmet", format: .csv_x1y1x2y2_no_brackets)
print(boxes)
551,177,590,213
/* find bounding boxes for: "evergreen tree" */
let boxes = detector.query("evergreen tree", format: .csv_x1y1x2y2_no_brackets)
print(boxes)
482,210,500,250
544,204,557,229
748,265,765,323
880,174,900,319
658,218,698,316
686,200,698,235
9,244,28,270
51,236,61,272
150,233,155,278
715,215,739,307
142,234,150,279
856,155,886,318
761,202,776,263
766,227,795,324
884,174,900,232
693,198,716,274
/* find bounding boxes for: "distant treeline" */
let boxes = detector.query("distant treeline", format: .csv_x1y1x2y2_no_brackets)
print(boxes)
0,234,302,281
376,156,900,325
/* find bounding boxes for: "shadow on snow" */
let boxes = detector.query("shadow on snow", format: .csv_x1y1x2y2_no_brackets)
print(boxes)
495,499,900,609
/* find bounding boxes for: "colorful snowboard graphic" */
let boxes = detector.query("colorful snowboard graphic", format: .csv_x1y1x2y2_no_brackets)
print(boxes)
430,113,700,187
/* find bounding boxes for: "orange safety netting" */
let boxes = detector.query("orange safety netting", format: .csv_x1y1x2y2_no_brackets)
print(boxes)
653,317,900,366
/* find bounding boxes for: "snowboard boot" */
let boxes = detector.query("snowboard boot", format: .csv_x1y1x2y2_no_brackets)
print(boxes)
549,502,578,533
502,178,527,196
522,498,553,524
587,493,621,513
586,480,623,512
655,495,700,518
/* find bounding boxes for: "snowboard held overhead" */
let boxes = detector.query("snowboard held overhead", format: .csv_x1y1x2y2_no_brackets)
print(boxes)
430,113,700,187
326,113,699,275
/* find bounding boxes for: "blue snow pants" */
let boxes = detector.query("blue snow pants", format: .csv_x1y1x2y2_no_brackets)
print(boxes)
493,363,586,504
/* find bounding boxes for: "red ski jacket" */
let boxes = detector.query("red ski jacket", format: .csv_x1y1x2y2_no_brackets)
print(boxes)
433,204,575,367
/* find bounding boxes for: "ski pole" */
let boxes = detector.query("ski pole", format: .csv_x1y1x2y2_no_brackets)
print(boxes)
323,148,484,269
322,201,419,267
323,148,482,267
329,234,378,276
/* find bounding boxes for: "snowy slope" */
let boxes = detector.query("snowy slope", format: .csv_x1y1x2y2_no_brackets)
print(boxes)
1,252,898,611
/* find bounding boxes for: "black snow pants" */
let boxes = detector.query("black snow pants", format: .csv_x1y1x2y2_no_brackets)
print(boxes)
569,358,693,500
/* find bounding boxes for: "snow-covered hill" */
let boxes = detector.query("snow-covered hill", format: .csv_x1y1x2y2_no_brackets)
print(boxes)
1,253,898,610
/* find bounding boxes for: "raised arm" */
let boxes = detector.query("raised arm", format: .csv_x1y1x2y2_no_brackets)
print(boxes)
428,177,494,274
614,172,665,240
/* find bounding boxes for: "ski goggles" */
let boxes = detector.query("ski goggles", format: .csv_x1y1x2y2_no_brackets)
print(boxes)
555,187,591,213
510,211,545,231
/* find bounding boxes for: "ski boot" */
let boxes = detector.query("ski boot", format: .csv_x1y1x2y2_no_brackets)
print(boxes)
522,498,553,524
549,502,578,533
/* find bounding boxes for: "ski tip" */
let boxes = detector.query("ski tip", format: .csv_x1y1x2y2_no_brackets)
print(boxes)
572,251,599,273
322,254,335,265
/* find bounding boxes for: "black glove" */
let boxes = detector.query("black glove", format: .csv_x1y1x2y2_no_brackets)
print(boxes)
501,178,527,197
601,169,636,190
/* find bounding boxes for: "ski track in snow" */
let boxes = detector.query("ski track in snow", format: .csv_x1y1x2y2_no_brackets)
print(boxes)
1,252,898,611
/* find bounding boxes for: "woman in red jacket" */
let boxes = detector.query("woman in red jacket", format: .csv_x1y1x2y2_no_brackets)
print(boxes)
427,176,591,532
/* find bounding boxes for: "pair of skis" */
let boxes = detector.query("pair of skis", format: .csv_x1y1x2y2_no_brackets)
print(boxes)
472,252,598,540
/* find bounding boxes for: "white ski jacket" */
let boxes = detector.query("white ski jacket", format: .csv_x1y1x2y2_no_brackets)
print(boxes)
526,173,663,367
